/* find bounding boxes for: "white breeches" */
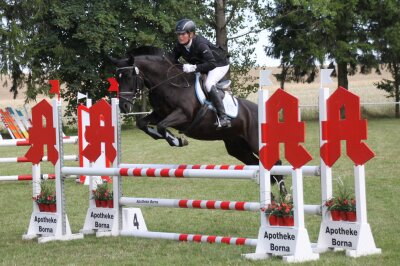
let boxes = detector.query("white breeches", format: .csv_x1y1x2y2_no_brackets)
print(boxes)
204,65,229,92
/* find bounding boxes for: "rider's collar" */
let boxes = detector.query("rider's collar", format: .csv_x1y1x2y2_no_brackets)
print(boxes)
184,39,193,51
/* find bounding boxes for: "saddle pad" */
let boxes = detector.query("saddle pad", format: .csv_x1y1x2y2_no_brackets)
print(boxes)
195,73,239,118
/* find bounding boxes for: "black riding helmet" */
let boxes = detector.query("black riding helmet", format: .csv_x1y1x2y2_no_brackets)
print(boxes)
175,19,196,33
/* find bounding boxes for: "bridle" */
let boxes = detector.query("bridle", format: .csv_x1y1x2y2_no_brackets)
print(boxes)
116,65,143,107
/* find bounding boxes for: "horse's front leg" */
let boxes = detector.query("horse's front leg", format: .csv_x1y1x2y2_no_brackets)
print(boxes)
136,112,164,140
156,109,189,147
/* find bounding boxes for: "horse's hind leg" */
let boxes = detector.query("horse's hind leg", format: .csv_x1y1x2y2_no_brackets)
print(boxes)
224,138,287,195
223,138,259,165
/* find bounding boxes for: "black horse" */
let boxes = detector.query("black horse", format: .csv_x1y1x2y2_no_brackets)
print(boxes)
109,47,285,192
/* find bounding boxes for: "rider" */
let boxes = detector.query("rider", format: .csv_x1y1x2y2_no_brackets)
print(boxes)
172,19,231,128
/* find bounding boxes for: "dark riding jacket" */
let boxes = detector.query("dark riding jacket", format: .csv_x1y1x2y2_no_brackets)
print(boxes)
172,35,229,74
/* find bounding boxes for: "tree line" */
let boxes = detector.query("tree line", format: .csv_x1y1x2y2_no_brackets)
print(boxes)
1,0,399,117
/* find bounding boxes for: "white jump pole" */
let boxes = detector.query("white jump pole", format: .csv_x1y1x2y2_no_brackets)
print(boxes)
243,71,319,262
23,98,83,243
0,137,77,147
314,74,381,257
0,155,78,163
243,71,272,260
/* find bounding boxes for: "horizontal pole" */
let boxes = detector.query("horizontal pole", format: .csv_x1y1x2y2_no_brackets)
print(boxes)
0,174,77,181
120,164,320,176
0,137,78,147
304,204,322,215
119,163,258,170
120,230,258,246
120,197,260,212
62,167,257,180
120,197,321,215
0,155,78,163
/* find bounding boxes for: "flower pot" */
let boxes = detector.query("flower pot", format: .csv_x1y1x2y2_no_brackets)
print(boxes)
100,200,108,208
277,216,285,226
49,203,56,213
38,203,46,212
43,204,51,212
268,215,278,226
95,199,101,207
107,199,114,208
340,211,348,221
346,211,357,222
330,210,341,221
283,216,294,226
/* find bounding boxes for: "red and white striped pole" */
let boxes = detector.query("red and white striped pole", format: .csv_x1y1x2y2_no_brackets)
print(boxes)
120,230,258,246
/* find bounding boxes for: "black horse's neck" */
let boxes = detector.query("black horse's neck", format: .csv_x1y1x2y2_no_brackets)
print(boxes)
135,55,192,92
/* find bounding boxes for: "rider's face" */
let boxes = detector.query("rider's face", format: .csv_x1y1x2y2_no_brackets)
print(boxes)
177,32,190,45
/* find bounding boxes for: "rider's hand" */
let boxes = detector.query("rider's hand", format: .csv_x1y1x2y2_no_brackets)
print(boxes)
183,64,197,73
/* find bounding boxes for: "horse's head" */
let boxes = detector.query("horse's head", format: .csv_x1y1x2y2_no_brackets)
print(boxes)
109,55,143,113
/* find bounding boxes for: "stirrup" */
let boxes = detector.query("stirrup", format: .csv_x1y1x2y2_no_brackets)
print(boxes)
215,116,231,129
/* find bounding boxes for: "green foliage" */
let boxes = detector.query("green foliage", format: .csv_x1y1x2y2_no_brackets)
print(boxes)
256,0,383,90
0,0,203,115
369,0,400,117
92,182,112,200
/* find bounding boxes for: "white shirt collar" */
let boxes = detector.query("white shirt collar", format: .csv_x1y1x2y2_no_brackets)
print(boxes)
184,39,193,51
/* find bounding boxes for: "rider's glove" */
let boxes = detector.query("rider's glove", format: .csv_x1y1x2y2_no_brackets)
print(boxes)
183,64,197,73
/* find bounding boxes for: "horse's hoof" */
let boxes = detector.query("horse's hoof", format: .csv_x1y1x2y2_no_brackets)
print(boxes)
179,137,189,146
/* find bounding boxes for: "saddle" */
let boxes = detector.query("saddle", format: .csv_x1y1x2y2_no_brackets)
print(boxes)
199,74,231,99
194,73,238,118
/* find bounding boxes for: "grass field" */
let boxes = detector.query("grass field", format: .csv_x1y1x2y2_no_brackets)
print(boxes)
0,118,399,265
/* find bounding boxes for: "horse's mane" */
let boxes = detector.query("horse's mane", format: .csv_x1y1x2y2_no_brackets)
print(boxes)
128,46,175,62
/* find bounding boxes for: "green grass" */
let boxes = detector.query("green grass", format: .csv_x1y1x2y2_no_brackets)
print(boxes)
0,119,399,265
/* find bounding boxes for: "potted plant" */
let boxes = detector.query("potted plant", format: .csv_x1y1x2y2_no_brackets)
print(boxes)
32,179,56,213
324,177,356,222
264,200,279,226
281,194,294,226
325,197,341,221
92,182,112,208
264,194,294,227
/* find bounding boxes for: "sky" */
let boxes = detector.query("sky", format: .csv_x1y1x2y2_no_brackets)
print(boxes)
253,30,281,67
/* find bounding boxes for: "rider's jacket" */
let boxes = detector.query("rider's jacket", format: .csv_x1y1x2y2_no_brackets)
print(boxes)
172,35,229,74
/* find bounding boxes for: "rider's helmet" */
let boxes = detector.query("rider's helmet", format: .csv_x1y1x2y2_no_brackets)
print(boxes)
175,19,196,34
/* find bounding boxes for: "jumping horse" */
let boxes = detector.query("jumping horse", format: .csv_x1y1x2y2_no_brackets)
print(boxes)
109,46,285,192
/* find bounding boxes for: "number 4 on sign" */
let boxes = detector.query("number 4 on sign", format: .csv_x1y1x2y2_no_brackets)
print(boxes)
122,208,147,232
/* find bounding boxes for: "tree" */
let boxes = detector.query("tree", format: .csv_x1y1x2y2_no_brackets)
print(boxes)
201,0,261,98
370,0,400,118
0,0,37,98
258,0,378,90
259,0,325,89
0,0,202,116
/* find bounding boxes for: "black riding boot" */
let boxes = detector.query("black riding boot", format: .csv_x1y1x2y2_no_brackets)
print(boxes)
209,86,231,129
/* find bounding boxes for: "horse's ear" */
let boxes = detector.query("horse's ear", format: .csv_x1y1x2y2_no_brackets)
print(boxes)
128,54,135,65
